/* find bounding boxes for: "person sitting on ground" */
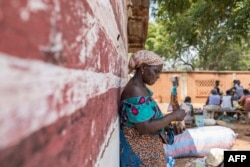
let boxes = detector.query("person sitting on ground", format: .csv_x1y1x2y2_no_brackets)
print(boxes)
119,50,186,166
204,88,222,118
180,96,194,123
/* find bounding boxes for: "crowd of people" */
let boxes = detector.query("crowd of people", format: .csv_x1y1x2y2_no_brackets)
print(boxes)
204,80,250,120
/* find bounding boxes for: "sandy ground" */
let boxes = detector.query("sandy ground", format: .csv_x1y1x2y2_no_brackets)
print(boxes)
157,103,250,167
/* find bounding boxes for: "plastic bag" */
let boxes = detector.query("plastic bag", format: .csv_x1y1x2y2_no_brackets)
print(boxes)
194,115,204,127
166,156,175,167
160,125,175,145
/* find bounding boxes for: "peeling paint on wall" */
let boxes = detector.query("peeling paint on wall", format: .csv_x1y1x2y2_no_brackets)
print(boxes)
0,0,128,166
0,53,127,150
20,0,49,21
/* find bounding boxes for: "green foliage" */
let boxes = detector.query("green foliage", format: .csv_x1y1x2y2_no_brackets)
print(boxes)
145,23,177,59
148,0,250,70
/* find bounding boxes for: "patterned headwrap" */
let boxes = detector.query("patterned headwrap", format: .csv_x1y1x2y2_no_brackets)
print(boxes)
128,50,164,73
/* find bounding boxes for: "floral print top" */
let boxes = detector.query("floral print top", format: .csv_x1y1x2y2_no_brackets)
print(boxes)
120,87,163,127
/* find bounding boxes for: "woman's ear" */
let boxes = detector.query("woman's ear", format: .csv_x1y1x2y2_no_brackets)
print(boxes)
139,64,146,74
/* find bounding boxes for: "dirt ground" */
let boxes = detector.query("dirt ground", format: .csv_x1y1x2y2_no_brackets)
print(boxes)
174,122,250,167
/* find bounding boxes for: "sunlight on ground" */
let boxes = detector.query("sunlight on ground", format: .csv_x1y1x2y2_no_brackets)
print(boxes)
232,138,250,150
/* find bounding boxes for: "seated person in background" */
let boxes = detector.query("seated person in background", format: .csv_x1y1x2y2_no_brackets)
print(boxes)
238,89,250,111
235,89,250,120
234,80,244,100
221,90,237,112
180,96,194,122
227,81,236,100
204,88,221,118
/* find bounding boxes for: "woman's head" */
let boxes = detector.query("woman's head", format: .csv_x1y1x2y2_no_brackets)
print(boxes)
128,50,163,73
128,50,163,85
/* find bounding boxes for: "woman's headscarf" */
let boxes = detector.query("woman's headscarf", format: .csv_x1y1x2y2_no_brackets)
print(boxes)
128,50,163,73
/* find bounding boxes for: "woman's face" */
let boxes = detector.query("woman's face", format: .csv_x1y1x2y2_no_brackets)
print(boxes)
142,64,163,85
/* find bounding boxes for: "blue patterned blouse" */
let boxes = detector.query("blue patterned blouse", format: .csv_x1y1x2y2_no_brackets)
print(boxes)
120,87,163,127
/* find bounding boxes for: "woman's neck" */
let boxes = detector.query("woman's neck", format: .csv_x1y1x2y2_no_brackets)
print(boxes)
131,71,146,88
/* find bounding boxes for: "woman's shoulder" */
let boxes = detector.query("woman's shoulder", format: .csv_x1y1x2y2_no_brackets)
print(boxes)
121,83,149,101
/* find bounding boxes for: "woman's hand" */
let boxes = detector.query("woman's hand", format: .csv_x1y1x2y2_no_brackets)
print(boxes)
134,109,186,134
172,109,186,121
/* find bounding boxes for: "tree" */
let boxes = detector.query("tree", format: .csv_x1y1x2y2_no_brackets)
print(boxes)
149,0,250,70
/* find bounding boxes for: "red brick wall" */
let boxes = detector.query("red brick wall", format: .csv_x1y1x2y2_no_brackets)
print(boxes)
0,1,127,167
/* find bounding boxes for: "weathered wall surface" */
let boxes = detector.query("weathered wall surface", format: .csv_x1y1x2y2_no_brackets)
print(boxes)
127,0,149,53
0,0,127,167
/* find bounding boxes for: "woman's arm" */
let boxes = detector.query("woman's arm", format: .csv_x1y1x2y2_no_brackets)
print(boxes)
134,109,185,134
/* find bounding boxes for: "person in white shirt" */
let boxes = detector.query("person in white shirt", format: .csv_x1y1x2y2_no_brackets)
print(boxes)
221,90,236,112
180,96,194,122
